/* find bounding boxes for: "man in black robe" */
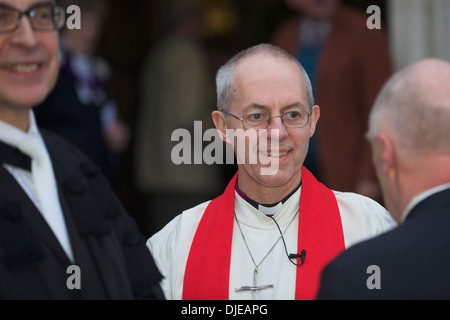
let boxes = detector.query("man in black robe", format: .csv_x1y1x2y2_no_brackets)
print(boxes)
0,0,163,299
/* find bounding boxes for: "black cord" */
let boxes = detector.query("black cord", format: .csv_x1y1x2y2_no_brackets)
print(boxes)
268,215,305,267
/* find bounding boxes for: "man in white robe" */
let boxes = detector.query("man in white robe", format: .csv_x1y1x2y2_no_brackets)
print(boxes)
147,44,396,300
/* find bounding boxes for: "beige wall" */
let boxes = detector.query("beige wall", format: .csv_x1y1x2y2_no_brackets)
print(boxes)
388,0,450,70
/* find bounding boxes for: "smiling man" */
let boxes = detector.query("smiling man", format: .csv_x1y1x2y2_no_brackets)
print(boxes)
0,0,163,299
147,44,396,300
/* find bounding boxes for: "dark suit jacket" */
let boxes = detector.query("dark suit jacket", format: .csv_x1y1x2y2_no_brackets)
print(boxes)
272,4,393,193
0,130,163,299
316,187,450,299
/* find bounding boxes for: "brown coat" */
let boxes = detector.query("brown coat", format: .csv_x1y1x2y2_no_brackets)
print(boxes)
271,4,393,194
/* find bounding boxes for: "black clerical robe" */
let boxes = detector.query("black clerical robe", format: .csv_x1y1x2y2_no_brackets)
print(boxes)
0,129,163,299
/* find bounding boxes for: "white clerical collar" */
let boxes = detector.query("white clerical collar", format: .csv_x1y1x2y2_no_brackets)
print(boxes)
0,110,40,148
235,187,301,228
258,202,283,216
401,183,450,224
235,180,301,215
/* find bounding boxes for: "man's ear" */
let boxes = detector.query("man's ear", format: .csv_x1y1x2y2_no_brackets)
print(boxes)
374,132,396,175
308,105,320,138
211,110,229,143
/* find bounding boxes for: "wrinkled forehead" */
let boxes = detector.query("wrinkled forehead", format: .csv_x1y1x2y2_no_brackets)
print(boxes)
235,54,304,84
233,54,307,100
233,56,308,109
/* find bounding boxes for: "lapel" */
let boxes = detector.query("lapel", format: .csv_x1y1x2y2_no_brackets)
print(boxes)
41,130,112,238
41,130,132,299
0,166,71,265
0,129,112,268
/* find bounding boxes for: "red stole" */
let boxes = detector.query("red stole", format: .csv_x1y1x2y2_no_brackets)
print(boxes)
182,166,344,300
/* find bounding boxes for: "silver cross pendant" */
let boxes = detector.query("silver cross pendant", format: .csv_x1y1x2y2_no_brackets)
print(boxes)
234,268,274,298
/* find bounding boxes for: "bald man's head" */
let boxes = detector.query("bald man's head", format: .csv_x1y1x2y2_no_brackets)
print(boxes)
368,59,450,155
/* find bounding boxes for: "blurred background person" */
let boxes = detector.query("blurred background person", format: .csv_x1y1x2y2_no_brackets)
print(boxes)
271,0,393,201
133,0,223,238
34,0,131,189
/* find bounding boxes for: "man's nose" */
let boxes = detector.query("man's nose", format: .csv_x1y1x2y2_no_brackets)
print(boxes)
267,116,289,140
10,16,39,48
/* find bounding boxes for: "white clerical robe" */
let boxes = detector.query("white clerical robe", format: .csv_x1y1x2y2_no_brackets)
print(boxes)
147,187,396,300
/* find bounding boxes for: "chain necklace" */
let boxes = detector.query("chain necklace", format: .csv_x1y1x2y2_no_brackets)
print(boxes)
234,209,299,299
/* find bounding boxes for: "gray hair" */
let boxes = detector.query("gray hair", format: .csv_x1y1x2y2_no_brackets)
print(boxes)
367,58,450,154
216,43,314,112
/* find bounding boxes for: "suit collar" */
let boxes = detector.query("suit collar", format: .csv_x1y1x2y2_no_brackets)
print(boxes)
403,185,450,223
0,110,40,146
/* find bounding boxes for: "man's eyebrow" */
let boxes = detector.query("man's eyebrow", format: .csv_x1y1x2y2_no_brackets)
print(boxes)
0,1,54,10
281,102,307,111
0,3,15,10
243,102,307,113
245,103,266,110
242,103,270,114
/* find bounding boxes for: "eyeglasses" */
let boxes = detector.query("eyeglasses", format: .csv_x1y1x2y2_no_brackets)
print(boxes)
222,109,311,130
0,3,65,34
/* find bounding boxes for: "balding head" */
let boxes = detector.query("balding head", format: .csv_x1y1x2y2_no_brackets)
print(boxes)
368,59,450,222
216,43,314,112
368,59,450,155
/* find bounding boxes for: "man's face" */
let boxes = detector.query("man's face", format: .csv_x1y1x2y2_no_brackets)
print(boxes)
225,55,319,190
0,0,60,110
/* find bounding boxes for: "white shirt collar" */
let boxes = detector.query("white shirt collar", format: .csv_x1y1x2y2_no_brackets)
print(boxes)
401,183,450,223
0,110,40,148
